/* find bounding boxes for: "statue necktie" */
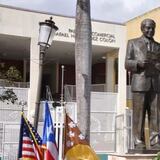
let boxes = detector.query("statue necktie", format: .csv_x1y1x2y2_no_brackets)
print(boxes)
147,41,152,52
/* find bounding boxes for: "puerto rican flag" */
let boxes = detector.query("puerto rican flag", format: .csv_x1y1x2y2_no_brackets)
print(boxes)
42,101,58,160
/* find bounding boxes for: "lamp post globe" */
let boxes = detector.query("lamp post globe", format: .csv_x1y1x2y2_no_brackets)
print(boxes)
38,17,58,52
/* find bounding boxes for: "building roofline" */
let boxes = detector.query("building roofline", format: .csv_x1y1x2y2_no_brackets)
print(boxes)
0,4,124,26
125,6,160,23
91,18,124,26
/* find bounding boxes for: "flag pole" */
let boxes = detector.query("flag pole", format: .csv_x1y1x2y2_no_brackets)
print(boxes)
60,65,65,106
17,111,24,159
62,108,67,160
60,65,66,159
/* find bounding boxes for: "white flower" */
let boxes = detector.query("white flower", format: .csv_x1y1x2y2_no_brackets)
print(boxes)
79,134,85,140
68,122,76,128
68,131,75,137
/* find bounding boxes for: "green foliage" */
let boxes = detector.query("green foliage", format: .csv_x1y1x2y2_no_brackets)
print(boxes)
0,89,18,104
153,152,160,160
0,63,22,104
6,66,22,81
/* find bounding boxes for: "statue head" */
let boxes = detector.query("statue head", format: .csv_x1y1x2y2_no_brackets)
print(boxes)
141,19,156,39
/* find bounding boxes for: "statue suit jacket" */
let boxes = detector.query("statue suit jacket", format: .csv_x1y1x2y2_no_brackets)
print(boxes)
125,36,160,92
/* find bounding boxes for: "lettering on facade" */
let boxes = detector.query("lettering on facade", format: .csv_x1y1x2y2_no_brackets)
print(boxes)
92,32,116,43
55,29,116,43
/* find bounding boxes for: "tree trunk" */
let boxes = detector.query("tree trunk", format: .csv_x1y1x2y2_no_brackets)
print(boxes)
75,0,92,142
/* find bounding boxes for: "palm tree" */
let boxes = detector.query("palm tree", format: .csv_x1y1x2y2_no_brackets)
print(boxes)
75,0,92,142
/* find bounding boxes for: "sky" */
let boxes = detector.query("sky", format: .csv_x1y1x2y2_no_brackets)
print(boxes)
0,0,160,23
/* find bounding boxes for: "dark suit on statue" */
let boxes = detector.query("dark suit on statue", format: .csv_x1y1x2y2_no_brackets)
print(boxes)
125,35,160,148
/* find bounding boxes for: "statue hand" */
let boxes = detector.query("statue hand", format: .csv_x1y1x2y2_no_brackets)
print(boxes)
137,60,149,69
155,63,160,70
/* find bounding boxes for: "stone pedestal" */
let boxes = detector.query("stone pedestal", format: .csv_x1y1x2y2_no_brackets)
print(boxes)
108,153,156,160
128,149,160,154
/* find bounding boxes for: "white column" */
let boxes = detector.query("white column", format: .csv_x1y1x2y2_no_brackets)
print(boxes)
28,37,40,122
117,44,127,114
105,39,127,115
116,34,127,154
105,52,117,92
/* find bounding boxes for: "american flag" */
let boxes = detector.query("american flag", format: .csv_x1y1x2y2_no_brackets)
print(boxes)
18,112,43,160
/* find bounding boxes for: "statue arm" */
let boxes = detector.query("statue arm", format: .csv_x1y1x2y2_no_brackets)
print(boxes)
154,44,160,71
125,40,138,72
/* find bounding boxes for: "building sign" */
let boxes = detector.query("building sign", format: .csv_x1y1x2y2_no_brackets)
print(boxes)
92,32,116,43
55,29,116,43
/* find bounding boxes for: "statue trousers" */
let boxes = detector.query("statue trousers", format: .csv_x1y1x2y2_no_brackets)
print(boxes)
132,91,160,145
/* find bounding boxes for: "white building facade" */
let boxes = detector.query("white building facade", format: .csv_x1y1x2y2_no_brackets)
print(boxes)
0,5,127,156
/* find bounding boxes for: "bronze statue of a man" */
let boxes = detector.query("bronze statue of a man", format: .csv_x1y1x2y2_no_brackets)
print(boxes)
125,19,160,149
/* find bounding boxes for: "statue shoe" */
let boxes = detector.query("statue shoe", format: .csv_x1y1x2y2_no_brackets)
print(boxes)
135,143,146,150
150,143,160,150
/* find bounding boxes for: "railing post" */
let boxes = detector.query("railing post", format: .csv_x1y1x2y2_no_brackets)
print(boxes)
55,106,64,160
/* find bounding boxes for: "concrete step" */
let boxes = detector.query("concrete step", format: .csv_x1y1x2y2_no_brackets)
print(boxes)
108,153,157,160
